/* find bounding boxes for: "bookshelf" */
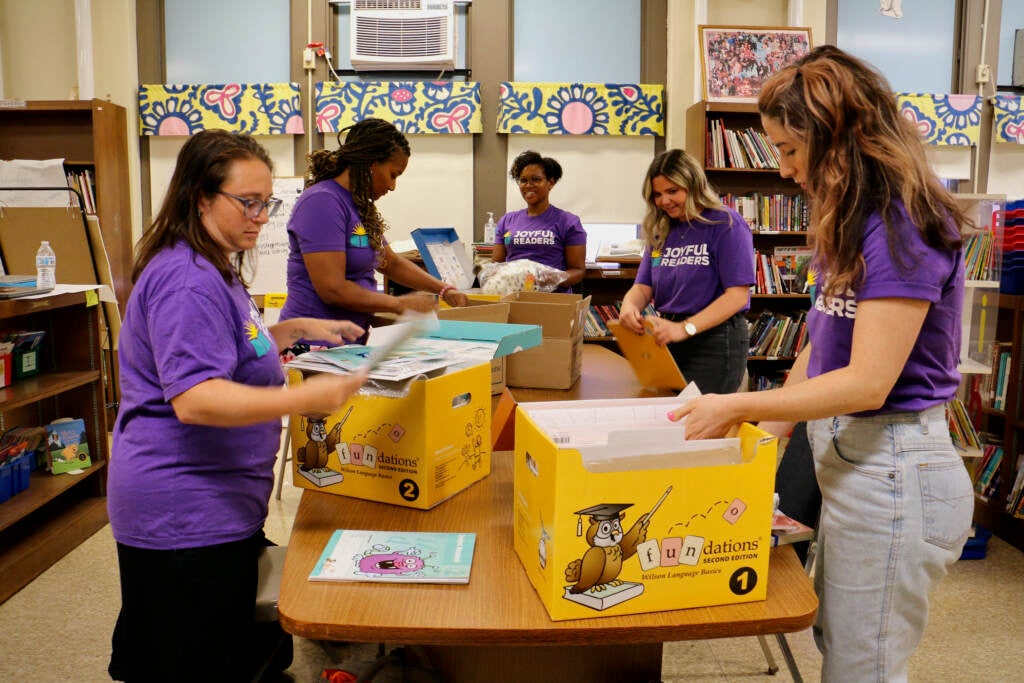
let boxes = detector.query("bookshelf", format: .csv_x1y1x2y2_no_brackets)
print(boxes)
0,99,133,313
686,100,809,389
0,289,110,603
970,293,1024,551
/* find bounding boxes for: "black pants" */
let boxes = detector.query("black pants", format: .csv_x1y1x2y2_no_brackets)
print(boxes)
109,529,290,683
774,422,820,564
666,312,749,394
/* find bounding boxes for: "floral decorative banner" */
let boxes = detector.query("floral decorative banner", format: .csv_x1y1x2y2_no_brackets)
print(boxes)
139,83,304,136
315,81,482,134
497,82,664,136
896,93,981,146
993,95,1024,144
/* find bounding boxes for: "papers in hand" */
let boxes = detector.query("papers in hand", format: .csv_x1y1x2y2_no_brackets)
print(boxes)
286,312,448,382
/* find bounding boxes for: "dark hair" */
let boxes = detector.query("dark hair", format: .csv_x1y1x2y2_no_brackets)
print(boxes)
640,149,724,250
509,150,563,183
306,118,411,256
132,129,273,286
758,44,964,296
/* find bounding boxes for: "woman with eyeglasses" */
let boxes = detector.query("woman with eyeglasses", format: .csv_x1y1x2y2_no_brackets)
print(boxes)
280,118,468,346
491,150,587,292
107,129,368,682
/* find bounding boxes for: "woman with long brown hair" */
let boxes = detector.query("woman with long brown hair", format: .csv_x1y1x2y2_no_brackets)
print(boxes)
671,45,974,681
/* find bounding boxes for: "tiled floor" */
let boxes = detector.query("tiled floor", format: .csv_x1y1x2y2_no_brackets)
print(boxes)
2,462,1022,682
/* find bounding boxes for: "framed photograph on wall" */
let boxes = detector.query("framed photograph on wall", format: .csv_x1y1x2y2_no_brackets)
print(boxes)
699,26,813,103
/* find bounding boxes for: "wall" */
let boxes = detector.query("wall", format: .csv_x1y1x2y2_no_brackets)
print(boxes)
0,0,144,251
664,0,827,149
0,0,77,100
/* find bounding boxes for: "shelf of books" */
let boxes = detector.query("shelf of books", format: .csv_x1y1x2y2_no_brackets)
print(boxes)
966,292,1024,552
687,100,811,391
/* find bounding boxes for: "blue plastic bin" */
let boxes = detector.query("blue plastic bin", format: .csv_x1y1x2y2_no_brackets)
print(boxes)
960,525,992,560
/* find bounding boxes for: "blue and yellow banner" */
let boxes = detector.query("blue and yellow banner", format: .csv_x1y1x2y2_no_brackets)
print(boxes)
993,95,1024,144
895,93,981,146
497,82,664,136
139,83,304,136
315,81,482,134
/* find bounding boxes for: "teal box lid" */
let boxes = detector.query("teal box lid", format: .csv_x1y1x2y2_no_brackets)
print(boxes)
428,320,542,359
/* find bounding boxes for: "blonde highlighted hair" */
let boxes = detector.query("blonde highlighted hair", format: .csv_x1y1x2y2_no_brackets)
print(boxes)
640,149,724,251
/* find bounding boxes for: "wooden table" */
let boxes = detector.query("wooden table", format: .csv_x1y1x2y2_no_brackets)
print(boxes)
278,345,818,683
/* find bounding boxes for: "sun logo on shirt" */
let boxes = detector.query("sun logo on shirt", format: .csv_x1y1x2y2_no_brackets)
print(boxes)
651,248,662,268
350,224,370,248
244,321,273,358
503,230,512,245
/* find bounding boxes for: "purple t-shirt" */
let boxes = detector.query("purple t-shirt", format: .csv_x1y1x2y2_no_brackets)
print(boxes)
635,206,754,315
108,242,284,550
806,204,963,415
280,179,379,333
495,206,586,291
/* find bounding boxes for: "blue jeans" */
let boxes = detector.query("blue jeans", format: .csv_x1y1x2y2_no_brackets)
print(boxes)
807,405,973,682
666,312,748,394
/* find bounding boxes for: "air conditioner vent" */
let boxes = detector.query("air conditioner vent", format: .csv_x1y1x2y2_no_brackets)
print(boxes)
350,0,455,71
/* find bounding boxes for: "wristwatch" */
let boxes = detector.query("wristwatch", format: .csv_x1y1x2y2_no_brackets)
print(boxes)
683,320,698,338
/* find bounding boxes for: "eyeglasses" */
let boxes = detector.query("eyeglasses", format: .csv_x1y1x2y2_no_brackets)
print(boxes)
517,175,547,186
217,191,283,219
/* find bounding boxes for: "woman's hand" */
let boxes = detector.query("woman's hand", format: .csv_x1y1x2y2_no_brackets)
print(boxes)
667,394,743,440
297,369,369,418
395,292,438,313
306,319,365,346
442,289,470,307
648,317,685,345
617,302,646,334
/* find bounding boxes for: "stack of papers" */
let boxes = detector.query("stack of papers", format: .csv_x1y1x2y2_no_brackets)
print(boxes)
286,337,501,382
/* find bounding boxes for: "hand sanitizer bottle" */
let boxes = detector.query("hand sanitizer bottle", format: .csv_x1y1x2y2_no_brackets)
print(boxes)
483,212,496,244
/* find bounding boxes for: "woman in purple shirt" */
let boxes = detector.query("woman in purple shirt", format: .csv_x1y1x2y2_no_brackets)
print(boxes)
618,149,755,394
107,130,366,682
672,46,973,681
281,118,468,346
491,150,587,292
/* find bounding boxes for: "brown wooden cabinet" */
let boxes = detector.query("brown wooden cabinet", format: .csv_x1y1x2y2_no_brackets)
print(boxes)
0,290,110,603
971,293,1024,552
0,100,133,312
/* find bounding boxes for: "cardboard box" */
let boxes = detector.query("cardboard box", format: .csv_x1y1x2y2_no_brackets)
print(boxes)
513,396,777,621
289,362,491,509
437,302,515,394
289,319,542,509
503,292,591,389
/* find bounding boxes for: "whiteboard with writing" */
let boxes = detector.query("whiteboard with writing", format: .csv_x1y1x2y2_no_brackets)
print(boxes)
250,176,304,296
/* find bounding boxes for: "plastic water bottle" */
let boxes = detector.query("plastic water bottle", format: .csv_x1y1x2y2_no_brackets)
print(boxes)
483,211,496,244
35,241,56,290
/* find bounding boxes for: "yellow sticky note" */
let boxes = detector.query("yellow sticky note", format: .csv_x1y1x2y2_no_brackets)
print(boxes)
85,289,99,307
264,293,287,309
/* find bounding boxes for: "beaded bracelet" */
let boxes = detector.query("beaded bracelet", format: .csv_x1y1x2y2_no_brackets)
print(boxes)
438,285,456,301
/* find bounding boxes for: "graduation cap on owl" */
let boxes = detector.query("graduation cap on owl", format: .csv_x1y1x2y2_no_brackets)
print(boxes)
574,503,633,536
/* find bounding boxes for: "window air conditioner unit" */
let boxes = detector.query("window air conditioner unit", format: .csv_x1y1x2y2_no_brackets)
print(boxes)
350,0,456,71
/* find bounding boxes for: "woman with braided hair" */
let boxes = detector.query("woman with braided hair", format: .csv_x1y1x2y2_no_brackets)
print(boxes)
280,118,468,345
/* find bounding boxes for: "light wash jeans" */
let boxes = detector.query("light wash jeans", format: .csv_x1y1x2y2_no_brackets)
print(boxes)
807,405,973,683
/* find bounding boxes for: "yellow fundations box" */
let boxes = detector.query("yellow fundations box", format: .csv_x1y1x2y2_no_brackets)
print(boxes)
289,362,492,509
513,397,777,621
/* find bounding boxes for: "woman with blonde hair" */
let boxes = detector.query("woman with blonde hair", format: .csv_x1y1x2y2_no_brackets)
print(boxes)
617,148,754,394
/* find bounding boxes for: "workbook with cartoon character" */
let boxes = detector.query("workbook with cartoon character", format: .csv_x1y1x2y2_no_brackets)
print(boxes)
309,529,476,584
